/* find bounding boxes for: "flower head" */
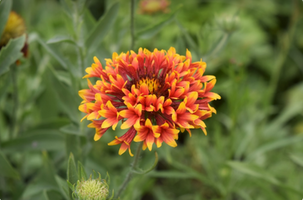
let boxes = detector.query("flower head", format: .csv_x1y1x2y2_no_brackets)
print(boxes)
0,11,28,58
79,47,220,156
139,0,170,14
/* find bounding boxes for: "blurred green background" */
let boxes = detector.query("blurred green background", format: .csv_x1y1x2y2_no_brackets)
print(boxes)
0,0,303,199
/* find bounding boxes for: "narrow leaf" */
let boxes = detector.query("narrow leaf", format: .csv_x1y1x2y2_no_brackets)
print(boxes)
55,175,70,200
60,123,82,135
85,2,120,51
227,161,279,185
176,19,200,56
0,35,25,76
133,151,158,174
42,190,50,200
77,161,87,180
137,12,176,39
67,153,78,185
0,150,19,179
36,35,69,69
290,154,303,167
1,130,65,153
0,0,12,36
248,136,303,160
47,35,76,45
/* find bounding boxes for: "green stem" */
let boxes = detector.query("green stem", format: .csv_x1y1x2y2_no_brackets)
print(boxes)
10,64,18,139
265,0,300,115
115,142,143,199
130,0,135,50
78,46,85,78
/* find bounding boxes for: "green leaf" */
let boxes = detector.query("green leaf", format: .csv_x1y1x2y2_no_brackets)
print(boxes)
21,152,60,199
133,152,158,174
0,35,25,76
0,0,12,37
67,153,78,200
47,35,76,45
35,34,69,69
42,190,50,200
227,161,280,185
1,130,65,153
176,19,200,57
67,153,78,185
65,134,82,165
137,11,178,40
85,2,119,52
0,150,19,179
55,175,70,200
60,123,82,135
77,161,87,180
248,136,303,160
204,33,230,61
148,170,195,179
289,154,303,167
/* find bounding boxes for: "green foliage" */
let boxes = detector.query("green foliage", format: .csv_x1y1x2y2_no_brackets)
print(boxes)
0,0,303,200
0,0,12,37
0,35,25,76
0,150,19,179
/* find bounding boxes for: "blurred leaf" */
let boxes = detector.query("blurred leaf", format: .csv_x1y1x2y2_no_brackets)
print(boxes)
50,70,72,86
0,35,25,76
77,161,87,180
60,0,73,17
0,73,10,101
36,35,69,69
85,2,119,52
42,190,50,200
1,130,65,153
49,67,80,123
248,136,303,160
289,154,303,167
47,35,76,45
204,33,230,61
55,175,69,199
176,19,200,57
0,0,12,37
83,8,97,31
60,123,82,135
67,153,78,186
0,150,19,179
133,152,158,174
148,170,194,179
227,161,279,185
66,134,82,165
22,182,58,200
137,11,177,40
21,152,61,199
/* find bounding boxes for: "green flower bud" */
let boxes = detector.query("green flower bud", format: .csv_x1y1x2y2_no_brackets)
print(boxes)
216,14,239,33
74,176,109,200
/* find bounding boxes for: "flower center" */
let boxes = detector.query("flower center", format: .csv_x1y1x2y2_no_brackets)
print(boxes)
136,77,160,94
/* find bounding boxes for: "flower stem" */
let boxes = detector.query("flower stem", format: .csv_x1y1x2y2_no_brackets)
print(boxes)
130,0,135,50
10,64,19,139
265,0,300,114
115,142,143,199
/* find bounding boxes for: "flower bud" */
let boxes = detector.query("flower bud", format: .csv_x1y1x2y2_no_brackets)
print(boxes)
139,0,170,14
216,14,239,33
0,11,28,58
75,176,109,200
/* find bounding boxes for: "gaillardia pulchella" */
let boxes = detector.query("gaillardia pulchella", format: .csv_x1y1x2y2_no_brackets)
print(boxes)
79,47,220,156
0,11,28,58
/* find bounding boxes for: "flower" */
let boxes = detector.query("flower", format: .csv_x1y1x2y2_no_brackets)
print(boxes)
0,11,28,58
139,0,170,14
79,47,220,156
